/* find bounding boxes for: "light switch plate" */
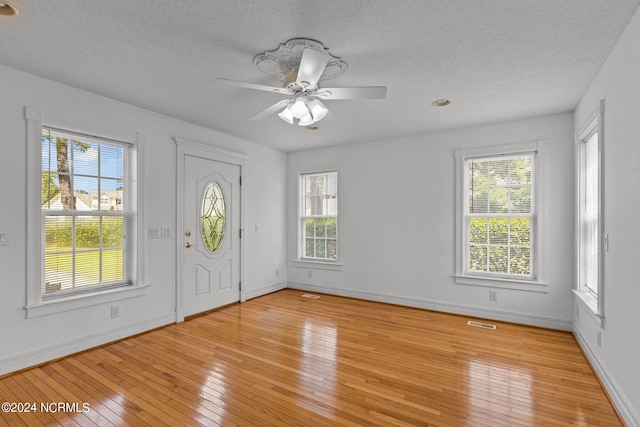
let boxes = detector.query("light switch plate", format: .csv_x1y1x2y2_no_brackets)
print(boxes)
0,232,8,246
148,227,160,239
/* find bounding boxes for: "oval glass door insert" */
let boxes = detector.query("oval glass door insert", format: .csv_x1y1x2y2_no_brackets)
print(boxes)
201,181,226,253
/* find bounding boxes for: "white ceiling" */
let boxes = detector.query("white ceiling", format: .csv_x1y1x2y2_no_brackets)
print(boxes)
1,1,638,152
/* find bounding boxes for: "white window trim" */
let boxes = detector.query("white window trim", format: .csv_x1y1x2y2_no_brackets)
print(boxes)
454,140,548,292
575,100,605,320
25,107,147,318
293,165,343,270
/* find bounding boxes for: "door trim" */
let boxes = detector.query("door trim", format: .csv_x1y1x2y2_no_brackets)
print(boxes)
175,137,247,322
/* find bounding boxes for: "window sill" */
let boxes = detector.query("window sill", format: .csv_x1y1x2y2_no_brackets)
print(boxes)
454,274,548,293
25,284,149,319
573,289,604,328
293,260,343,271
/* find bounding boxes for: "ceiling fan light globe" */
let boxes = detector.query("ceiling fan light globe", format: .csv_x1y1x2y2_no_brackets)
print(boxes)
290,97,310,119
278,105,294,124
298,113,314,126
307,99,328,122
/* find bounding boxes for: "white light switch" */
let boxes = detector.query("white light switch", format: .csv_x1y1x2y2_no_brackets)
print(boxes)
0,232,8,246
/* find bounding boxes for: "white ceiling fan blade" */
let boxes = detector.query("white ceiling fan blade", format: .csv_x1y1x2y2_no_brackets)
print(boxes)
215,78,291,95
249,99,291,120
296,48,330,89
315,86,387,100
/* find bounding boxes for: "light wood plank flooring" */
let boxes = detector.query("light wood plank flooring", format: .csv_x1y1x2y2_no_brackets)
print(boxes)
0,290,622,426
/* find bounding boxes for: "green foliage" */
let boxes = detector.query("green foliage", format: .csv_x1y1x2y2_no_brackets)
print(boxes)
45,217,123,249
468,158,532,214
468,217,531,275
44,217,124,291
304,218,337,259
41,172,60,205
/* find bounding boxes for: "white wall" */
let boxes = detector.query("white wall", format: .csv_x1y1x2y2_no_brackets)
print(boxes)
0,64,287,375
288,112,575,330
573,6,640,425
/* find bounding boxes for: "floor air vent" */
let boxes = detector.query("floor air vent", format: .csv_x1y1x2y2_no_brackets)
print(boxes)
467,320,497,330
301,293,320,299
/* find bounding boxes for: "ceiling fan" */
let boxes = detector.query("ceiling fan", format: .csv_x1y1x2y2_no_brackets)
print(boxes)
214,38,387,127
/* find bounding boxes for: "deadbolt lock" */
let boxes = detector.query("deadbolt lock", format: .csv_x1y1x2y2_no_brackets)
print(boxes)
185,231,191,237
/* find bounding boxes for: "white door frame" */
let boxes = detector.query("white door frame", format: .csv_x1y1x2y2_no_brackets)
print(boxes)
175,137,247,322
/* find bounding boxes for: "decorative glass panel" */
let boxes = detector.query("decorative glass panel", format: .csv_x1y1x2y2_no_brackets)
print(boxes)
201,181,226,253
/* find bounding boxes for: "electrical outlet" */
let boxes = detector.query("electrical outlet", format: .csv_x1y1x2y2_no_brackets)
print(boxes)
597,329,602,347
308,270,312,279
111,305,120,318
276,269,280,278
489,290,498,302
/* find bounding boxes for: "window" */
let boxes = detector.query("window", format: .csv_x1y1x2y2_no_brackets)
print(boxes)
300,171,339,263
41,128,129,297
455,141,546,291
465,154,535,279
577,101,604,316
26,107,146,317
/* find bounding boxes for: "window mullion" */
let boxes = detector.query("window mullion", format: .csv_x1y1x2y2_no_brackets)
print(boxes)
507,218,511,275
485,218,490,273
313,219,317,258
99,216,103,285
71,215,76,289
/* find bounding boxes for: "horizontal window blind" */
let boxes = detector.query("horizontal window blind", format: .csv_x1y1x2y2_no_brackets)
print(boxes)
583,132,599,296
41,127,129,297
465,153,535,278
302,172,338,260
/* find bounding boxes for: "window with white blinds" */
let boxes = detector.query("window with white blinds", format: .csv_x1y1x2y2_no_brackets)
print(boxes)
464,153,536,280
41,127,131,298
580,130,601,299
301,171,338,261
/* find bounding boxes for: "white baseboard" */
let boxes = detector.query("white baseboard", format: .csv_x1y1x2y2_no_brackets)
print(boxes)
287,282,573,331
242,281,287,301
0,312,175,377
573,328,639,427
1,280,288,376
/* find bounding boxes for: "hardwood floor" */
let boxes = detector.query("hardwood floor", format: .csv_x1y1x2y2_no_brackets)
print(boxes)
0,290,622,426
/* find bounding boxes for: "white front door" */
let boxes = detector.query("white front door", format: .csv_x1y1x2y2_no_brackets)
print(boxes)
182,154,241,316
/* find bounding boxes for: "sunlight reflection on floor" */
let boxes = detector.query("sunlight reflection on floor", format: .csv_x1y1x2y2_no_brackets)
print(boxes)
466,360,534,422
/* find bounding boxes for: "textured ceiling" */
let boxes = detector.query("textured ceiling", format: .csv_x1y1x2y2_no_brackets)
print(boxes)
1,1,638,152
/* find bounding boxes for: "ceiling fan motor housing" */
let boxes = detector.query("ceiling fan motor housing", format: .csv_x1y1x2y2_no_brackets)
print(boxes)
253,38,348,86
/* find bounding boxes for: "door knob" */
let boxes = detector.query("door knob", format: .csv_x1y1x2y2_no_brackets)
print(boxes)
185,242,192,248
185,231,191,237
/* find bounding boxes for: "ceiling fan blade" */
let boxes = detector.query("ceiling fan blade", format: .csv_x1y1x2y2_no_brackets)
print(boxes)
314,86,387,100
296,48,330,89
249,99,291,120
215,78,291,95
